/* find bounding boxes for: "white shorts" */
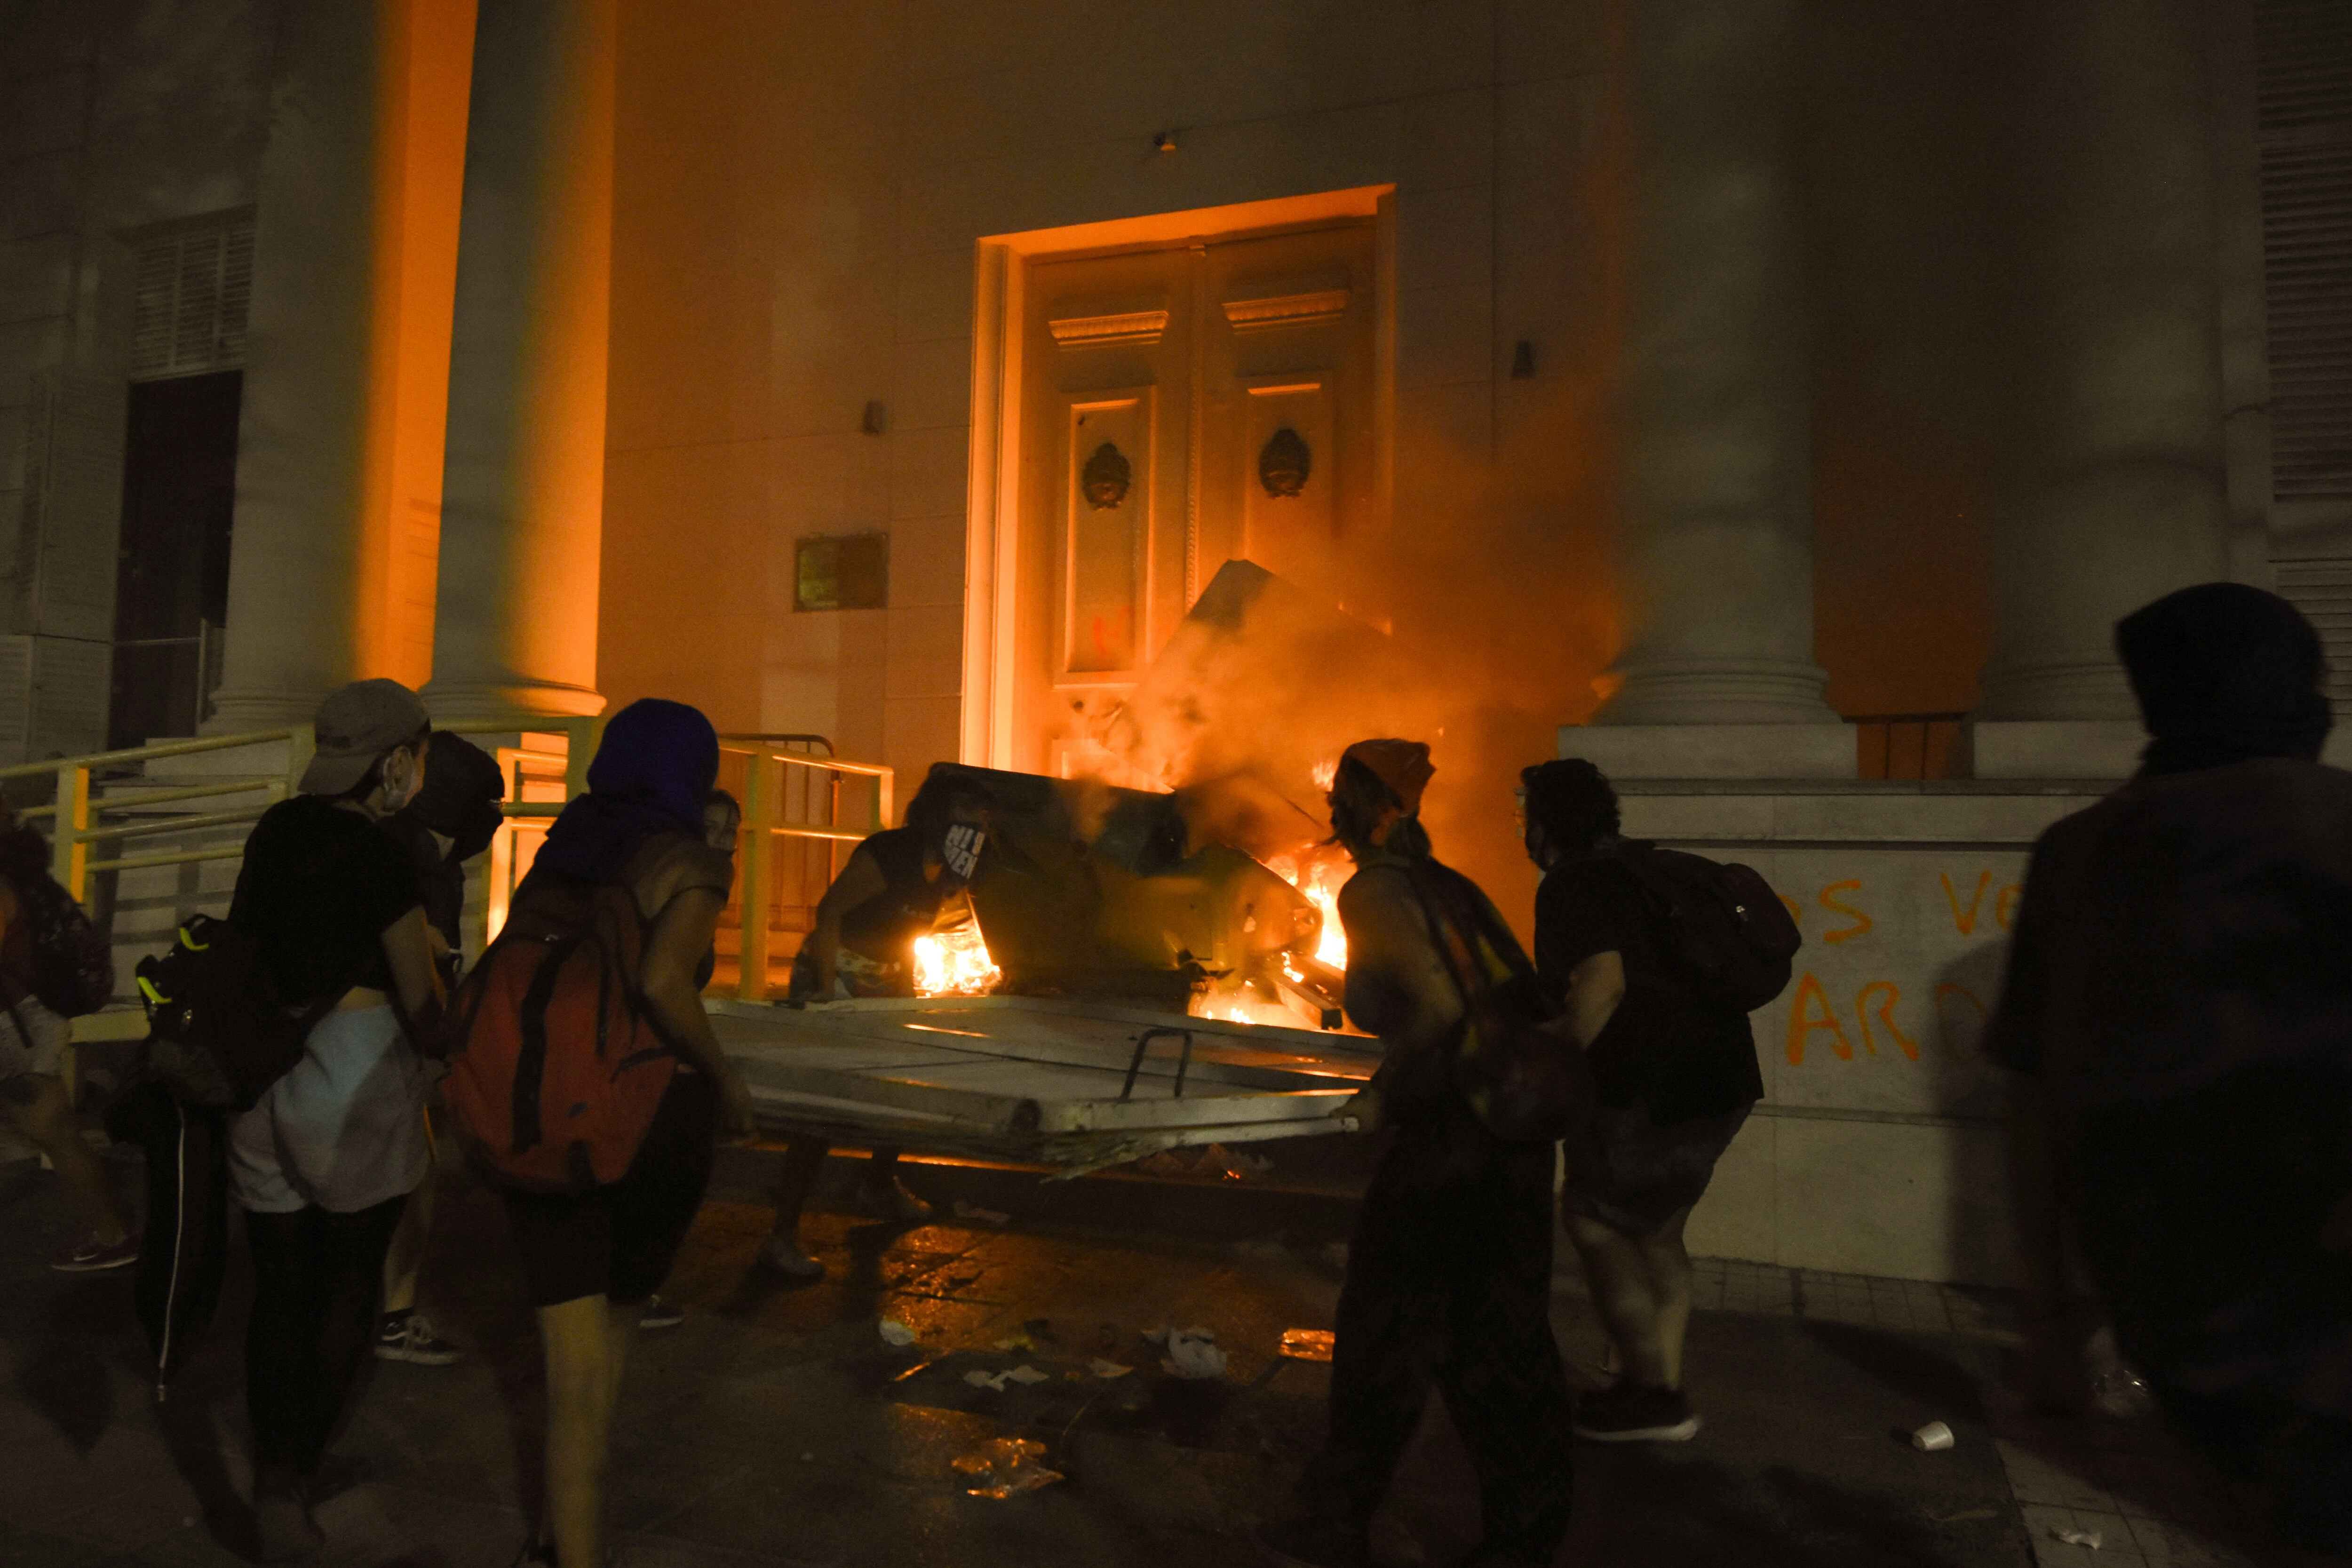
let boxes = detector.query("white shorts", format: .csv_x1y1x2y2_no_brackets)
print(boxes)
229,1004,428,1214
0,995,69,1082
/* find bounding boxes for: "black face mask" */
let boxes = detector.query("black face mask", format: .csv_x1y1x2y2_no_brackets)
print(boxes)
940,822,985,883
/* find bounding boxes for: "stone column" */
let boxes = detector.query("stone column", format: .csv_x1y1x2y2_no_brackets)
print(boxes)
1977,0,2230,722
424,0,614,720
1598,0,1836,732
208,3,392,728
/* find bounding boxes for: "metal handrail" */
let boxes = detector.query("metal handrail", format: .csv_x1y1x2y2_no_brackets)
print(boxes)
722,737,894,1003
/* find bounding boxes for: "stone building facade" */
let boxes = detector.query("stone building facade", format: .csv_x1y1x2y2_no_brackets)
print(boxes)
1,0,2346,1281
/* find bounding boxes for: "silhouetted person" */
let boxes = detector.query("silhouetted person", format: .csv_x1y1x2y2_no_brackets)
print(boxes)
1261,740,1574,1568
1993,583,2352,1562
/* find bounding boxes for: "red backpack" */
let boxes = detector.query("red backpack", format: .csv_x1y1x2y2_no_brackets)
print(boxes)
441,843,683,1193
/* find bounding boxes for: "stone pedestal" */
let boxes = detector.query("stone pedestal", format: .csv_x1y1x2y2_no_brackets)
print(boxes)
1978,0,2231,721
425,0,616,721
1601,0,1836,729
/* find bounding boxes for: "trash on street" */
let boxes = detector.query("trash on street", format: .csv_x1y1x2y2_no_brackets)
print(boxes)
954,1200,1011,1225
1088,1358,1132,1379
878,1319,917,1347
2051,1528,2103,1549
953,1437,1064,1498
1909,1420,1955,1451
1159,1328,1227,1380
1280,1329,1336,1362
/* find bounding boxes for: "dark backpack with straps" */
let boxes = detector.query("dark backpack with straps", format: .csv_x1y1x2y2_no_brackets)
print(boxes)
1405,859,1596,1146
128,914,336,1111
0,825,113,1017
1605,842,1801,1013
440,857,680,1194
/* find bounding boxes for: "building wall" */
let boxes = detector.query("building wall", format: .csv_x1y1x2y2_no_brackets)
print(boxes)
0,0,278,758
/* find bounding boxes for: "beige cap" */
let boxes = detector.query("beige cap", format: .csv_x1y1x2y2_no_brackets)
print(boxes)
300,679,429,796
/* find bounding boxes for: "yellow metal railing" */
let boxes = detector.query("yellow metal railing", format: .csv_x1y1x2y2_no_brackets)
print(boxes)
720,734,893,1002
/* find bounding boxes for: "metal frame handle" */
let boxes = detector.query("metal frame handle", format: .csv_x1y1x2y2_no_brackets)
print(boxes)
1119,1027,1194,1101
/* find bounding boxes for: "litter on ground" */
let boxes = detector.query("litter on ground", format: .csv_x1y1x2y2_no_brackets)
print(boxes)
1088,1359,1132,1379
2051,1528,2103,1549
953,1200,1011,1225
964,1364,1052,1392
878,1320,917,1347
1280,1329,1336,1362
953,1437,1064,1498
1161,1329,1228,1380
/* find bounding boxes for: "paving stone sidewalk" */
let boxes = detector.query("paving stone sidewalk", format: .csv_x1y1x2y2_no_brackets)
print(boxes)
0,1147,2288,1567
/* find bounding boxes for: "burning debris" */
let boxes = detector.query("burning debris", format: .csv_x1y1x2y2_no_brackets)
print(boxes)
913,920,1001,997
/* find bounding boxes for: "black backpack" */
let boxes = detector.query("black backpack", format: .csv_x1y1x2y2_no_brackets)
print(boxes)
0,825,114,1016
1606,842,1801,1013
131,914,332,1111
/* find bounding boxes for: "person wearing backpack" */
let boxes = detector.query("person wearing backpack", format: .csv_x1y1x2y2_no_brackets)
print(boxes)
225,678,447,1559
1260,740,1575,1568
0,797,134,1271
452,699,756,1568
372,729,507,1367
1520,757,1768,1445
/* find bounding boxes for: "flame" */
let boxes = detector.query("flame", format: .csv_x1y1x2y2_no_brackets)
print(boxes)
1264,852,1348,970
1311,757,1337,792
914,921,1001,996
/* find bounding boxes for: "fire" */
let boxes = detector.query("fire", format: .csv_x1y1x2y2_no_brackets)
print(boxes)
914,920,1001,996
1264,851,1348,969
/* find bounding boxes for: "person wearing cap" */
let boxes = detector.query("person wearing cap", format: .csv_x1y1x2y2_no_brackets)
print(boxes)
371,730,507,1368
225,678,447,1559
1262,739,1575,1568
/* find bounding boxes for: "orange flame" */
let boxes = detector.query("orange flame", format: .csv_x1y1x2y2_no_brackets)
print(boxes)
1263,852,1347,970
914,921,1001,996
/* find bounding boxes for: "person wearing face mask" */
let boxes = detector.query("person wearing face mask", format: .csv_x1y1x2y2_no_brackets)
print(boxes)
224,679,447,1559
760,768,994,1279
372,730,506,1367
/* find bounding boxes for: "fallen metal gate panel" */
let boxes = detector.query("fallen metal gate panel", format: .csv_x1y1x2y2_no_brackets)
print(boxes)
707,995,1380,1175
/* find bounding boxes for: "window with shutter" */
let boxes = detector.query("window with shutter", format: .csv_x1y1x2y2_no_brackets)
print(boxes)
128,210,255,382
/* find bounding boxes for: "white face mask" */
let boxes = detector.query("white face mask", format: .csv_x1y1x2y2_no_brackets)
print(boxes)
941,822,984,882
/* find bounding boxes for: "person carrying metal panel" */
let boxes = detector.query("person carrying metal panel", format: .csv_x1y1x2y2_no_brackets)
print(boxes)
1259,739,1576,1568
759,766,995,1279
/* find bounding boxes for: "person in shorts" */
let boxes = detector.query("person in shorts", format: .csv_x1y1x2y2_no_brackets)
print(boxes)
500,700,757,1568
1521,757,1762,1444
0,798,134,1271
227,679,447,1558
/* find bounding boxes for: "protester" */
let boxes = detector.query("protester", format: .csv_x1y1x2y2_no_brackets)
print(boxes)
0,799,134,1271
639,785,744,1334
226,679,446,1558
496,700,756,1568
1518,756,1763,1443
372,730,505,1367
1260,740,1574,1568
761,767,993,1278
1991,583,2352,1562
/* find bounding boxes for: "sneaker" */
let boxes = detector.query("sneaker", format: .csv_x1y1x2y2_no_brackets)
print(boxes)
374,1313,463,1366
1255,1513,1373,1568
761,1233,826,1279
638,1295,684,1329
1573,1381,1701,1442
53,1232,138,1273
851,1177,933,1226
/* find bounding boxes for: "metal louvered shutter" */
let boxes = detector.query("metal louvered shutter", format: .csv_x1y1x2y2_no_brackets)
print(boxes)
127,211,255,381
2276,560,2352,708
2257,1,2352,519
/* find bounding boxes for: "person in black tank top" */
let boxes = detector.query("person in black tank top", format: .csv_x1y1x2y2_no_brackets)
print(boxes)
762,770,994,1280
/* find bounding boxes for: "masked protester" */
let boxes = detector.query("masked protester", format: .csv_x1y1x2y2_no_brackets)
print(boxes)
226,679,446,1560
760,767,992,1278
370,730,506,1369
1992,583,2352,1561
1260,740,1575,1568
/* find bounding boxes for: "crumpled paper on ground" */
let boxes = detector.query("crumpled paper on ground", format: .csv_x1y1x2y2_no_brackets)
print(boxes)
1088,1358,1131,1379
952,1437,1063,1498
1146,1327,1227,1379
878,1320,917,1346
963,1365,1052,1392
2050,1528,2103,1549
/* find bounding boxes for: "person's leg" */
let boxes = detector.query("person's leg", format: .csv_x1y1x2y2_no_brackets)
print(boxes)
294,1195,407,1473
1637,1205,1696,1390
1441,1147,1576,1565
4,1074,129,1248
763,1137,830,1276
380,1114,434,1315
539,1294,623,1568
856,1145,931,1224
1566,1210,1670,1386
244,1207,328,1559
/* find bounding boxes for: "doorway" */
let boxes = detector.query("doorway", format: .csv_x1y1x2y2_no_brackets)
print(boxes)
970,192,1391,779
111,371,239,748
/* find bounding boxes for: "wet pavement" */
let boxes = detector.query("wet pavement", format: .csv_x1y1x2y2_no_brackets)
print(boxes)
0,1140,2286,1567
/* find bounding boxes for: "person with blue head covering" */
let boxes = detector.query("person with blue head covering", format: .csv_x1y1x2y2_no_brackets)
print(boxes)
500,699,755,1568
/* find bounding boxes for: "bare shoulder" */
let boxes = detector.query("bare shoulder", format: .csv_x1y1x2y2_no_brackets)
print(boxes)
633,835,732,917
